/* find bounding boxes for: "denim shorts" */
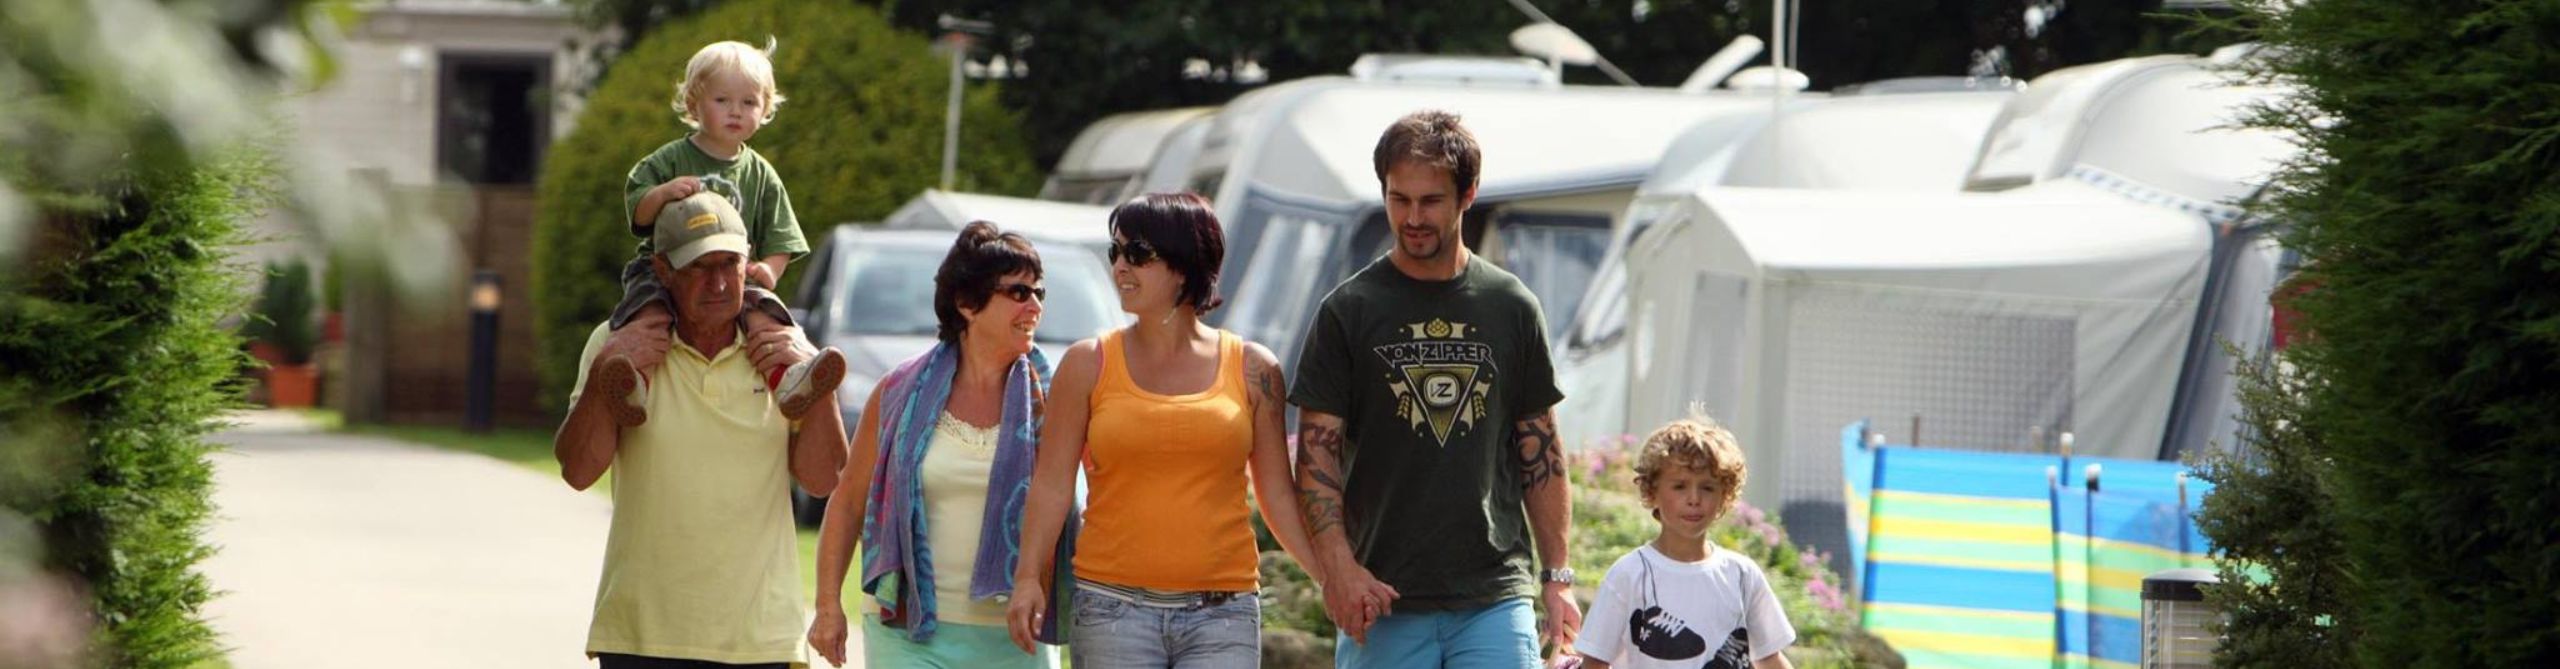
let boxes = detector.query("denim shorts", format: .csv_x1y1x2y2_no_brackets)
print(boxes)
1069,582,1261,669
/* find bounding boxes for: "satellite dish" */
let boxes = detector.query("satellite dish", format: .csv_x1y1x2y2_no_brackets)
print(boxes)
1509,22,1598,67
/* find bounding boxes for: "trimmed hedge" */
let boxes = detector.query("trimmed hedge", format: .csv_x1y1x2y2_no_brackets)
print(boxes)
532,0,1042,407
2220,0,2560,665
0,151,271,668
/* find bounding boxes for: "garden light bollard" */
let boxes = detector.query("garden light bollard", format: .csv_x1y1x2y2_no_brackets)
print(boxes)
466,269,501,433
2142,567,2219,668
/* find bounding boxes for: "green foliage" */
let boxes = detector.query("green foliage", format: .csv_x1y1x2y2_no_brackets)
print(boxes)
6,3,324,666
2221,0,2560,665
0,150,273,669
2192,349,2354,668
533,0,1043,406
244,258,318,364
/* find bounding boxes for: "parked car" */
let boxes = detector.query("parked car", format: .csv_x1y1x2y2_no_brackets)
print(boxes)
785,226,1125,525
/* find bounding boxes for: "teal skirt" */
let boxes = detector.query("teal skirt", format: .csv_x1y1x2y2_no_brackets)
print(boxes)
862,615,1060,669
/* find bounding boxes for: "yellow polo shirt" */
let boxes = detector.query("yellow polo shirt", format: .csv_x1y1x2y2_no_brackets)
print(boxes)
570,323,806,665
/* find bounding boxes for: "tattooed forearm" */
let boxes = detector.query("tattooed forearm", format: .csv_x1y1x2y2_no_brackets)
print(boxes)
1297,422,1348,537
1515,412,1564,490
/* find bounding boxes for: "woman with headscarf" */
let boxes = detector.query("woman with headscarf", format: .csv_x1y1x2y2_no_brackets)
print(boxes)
807,220,1069,668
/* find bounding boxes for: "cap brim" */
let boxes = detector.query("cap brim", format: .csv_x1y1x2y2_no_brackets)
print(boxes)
668,234,752,269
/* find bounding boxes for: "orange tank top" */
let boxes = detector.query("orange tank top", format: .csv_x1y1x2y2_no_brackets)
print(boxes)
1072,329,1260,592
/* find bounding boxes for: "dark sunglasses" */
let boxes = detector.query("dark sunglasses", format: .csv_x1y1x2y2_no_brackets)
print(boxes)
1108,238,1159,266
996,282,1047,303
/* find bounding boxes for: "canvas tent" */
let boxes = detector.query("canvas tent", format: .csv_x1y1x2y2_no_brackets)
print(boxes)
1619,178,2213,572
1553,87,2015,446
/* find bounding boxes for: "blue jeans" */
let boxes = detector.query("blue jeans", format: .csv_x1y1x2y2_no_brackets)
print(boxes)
1335,598,1539,669
1068,586,1260,669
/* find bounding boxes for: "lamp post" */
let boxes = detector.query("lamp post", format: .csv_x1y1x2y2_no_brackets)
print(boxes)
935,14,996,191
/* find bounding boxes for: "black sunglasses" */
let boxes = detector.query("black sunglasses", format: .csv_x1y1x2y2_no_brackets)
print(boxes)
1108,238,1159,267
996,282,1047,303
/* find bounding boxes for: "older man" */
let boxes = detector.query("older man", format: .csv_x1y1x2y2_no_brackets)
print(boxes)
555,192,848,668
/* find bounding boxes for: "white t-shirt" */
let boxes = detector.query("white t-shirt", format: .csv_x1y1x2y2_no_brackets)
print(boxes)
1574,543,1797,669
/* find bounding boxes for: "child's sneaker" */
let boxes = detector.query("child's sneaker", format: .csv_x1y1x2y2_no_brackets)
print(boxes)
591,354,649,427
773,347,846,421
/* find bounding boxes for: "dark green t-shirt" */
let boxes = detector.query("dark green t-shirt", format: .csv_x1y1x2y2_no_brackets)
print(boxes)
623,137,809,261
1289,253,1565,611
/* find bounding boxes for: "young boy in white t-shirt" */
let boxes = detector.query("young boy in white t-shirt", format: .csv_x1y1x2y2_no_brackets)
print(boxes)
1573,418,1797,669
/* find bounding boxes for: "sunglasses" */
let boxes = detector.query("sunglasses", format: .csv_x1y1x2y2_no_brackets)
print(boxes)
996,282,1047,303
1108,238,1159,267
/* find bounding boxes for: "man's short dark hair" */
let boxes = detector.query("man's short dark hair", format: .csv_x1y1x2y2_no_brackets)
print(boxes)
933,220,1044,344
1107,192,1226,313
1372,110,1482,196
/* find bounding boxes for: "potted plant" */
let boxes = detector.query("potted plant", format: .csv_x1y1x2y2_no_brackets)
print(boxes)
245,258,320,407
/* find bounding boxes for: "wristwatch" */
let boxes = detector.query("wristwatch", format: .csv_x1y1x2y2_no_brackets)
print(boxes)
1540,567,1576,585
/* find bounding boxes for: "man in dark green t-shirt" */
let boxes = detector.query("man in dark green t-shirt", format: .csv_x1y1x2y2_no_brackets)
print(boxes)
1290,110,1581,669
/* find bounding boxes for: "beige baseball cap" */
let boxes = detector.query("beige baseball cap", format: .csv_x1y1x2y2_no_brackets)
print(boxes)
654,191,752,268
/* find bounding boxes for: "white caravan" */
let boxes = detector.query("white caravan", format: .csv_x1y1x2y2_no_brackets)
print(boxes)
1194,55,1783,371
1040,106,1218,205
1550,84,2018,447
882,188,1116,261
1613,51,2296,569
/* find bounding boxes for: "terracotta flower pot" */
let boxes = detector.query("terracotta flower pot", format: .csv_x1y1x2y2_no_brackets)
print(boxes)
265,363,319,408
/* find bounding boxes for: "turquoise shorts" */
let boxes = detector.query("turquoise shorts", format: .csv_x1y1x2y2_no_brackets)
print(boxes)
863,615,1060,669
1336,598,1540,669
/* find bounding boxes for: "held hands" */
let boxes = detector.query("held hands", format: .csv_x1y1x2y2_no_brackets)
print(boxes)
806,602,849,667
1540,582,1584,654
1003,578,1048,654
1319,556,1400,644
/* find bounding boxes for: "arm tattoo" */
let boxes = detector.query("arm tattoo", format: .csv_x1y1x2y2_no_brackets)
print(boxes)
1253,358,1288,416
1515,413,1564,490
1297,423,1348,537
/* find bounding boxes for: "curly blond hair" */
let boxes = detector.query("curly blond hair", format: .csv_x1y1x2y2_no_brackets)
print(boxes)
1632,417,1747,518
672,39,787,129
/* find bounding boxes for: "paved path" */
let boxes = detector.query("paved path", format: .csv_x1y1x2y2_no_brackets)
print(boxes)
200,411,870,668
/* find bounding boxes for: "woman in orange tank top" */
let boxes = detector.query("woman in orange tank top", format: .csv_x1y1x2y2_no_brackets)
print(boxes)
1006,193,1324,667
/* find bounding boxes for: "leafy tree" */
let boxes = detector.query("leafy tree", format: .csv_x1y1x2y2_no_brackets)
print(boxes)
531,0,1043,407
2217,0,2560,665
